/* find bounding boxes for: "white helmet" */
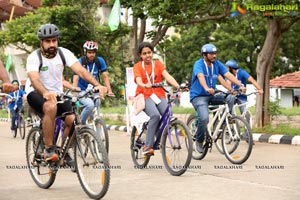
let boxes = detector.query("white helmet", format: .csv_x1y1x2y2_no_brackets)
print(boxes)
83,41,98,53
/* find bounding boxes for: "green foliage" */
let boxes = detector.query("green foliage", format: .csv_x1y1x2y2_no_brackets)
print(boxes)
268,98,282,118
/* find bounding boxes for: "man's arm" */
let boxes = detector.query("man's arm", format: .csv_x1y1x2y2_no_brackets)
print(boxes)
197,73,214,94
248,76,264,94
0,60,18,93
224,72,246,92
101,71,114,96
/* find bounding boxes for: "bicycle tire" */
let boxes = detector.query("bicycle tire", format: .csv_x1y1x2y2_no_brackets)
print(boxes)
130,126,151,169
161,120,193,176
13,120,17,138
186,113,197,125
19,116,26,139
25,127,56,189
186,115,209,160
222,115,253,164
244,110,253,129
75,127,110,199
94,117,109,154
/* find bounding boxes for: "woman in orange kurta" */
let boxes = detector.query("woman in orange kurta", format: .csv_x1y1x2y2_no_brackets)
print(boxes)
133,42,180,155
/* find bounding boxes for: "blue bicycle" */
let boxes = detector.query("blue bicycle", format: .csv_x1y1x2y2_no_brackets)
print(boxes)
130,83,193,176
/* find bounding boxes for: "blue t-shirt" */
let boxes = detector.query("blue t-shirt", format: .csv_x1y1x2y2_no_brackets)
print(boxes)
190,58,228,101
77,57,107,91
232,69,250,101
7,90,26,111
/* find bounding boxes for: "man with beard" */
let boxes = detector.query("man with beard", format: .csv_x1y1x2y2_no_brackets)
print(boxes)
73,41,114,125
26,24,107,162
189,44,245,153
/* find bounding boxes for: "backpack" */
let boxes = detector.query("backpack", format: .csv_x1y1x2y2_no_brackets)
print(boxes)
36,47,66,71
80,56,102,81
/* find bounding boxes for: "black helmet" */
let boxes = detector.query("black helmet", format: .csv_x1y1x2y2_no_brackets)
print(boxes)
37,24,60,40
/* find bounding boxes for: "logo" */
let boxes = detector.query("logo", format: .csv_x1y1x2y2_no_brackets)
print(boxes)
40,66,48,71
230,2,299,18
230,2,247,18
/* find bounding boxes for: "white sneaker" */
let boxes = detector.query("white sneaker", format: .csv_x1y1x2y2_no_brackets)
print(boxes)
193,141,204,153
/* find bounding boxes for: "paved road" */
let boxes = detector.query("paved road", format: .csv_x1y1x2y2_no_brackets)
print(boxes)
1,122,300,200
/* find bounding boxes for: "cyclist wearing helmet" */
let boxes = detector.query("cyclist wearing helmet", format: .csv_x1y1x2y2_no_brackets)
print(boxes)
225,59,263,114
26,24,107,162
6,80,26,136
190,43,246,154
73,40,114,125
0,60,18,93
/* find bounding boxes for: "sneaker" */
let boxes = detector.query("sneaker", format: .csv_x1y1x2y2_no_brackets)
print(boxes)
11,130,15,136
193,141,204,153
44,146,59,162
65,152,76,172
143,146,154,155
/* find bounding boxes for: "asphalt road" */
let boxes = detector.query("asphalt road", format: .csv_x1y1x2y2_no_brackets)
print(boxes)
0,122,300,200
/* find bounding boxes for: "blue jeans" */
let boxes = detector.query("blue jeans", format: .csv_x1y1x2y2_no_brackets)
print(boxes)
191,94,235,143
144,98,167,148
79,91,100,124
10,107,22,131
235,98,246,114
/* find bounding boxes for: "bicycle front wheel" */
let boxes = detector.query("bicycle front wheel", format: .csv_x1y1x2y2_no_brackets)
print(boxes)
25,127,56,188
75,128,110,199
94,117,109,153
222,115,253,164
19,116,26,139
161,120,193,176
130,126,151,169
186,115,209,160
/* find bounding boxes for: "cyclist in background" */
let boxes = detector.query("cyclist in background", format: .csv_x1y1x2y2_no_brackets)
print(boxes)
73,41,114,125
225,59,263,114
7,80,26,135
26,24,107,162
189,44,246,154
0,60,18,93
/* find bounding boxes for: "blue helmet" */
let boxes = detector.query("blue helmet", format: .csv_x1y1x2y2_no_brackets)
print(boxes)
225,60,238,69
201,44,217,54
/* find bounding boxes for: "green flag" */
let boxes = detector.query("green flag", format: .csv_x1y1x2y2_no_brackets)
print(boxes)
5,54,12,71
108,0,121,31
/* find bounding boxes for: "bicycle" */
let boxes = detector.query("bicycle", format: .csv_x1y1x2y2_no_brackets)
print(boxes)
130,83,193,176
25,90,110,199
187,90,253,164
232,91,259,129
0,93,26,139
74,89,109,153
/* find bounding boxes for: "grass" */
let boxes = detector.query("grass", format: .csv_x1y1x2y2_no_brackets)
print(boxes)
252,124,300,136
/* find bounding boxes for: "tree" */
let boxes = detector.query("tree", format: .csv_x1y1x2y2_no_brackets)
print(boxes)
121,0,234,62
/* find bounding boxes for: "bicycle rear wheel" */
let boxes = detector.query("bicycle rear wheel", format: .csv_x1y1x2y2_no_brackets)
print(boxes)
130,126,151,169
94,117,109,154
19,116,26,139
161,120,192,176
222,116,253,164
186,115,209,160
25,127,56,188
75,128,110,199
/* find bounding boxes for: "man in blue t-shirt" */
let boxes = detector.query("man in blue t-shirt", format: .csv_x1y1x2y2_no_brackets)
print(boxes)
73,41,114,124
6,80,26,135
190,44,246,153
225,59,263,114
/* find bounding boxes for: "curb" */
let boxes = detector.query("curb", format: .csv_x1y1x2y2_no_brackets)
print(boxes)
105,124,300,146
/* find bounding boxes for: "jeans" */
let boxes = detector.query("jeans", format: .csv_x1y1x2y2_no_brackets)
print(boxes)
235,98,246,114
144,98,167,148
10,107,22,131
191,94,235,143
79,91,100,124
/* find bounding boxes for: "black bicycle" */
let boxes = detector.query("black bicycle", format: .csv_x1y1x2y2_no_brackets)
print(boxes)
25,90,110,199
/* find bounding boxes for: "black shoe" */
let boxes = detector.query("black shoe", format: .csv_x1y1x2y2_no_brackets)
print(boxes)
44,146,59,162
65,152,76,172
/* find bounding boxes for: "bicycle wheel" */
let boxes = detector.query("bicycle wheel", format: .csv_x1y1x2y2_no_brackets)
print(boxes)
94,117,109,154
244,110,253,129
222,115,253,164
75,127,110,199
25,127,56,188
186,115,209,160
19,116,26,139
130,126,151,169
13,119,17,138
161,120,193,176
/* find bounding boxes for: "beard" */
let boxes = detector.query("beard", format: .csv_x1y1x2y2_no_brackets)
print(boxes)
41,46,58,59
